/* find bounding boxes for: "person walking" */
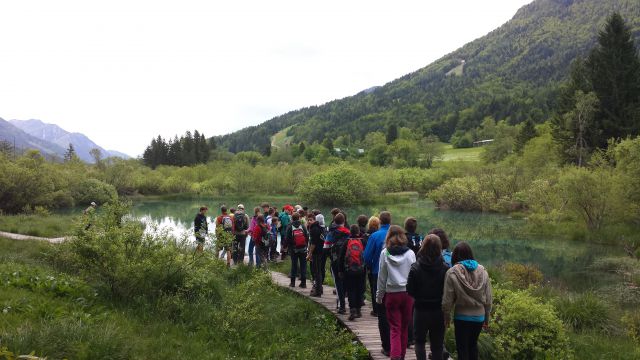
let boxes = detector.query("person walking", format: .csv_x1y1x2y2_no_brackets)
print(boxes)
194,206,209,253
364,216,381,316
286,213,309,288
339,224,366,321
279,206,292,260
232,204,250,265
327,213,351,314
442,242,492,360
251,215,270,270
407,234,449,360
248,207,261,266
376,225,416,360
308,214,326,297
363,211,392,356
404,217,422,347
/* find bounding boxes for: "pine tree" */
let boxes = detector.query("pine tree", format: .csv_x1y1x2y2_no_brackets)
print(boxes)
586,12,640,146
263,144,272,157
64,143,76,162
299,141,306,155
386,124,398,144
515,119,537,153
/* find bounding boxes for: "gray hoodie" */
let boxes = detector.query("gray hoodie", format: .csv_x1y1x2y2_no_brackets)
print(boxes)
442,260,492,323
376,246,416,304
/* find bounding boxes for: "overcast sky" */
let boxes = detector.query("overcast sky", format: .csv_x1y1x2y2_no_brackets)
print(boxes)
0,0,531,156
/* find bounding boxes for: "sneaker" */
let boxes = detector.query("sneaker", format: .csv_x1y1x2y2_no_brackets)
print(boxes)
381,349,390,357
289,281,295,287
356,308,362,318
348,311,357,321
370,310,378,317
337,308,346,315
443,351,450,360
299,283,307,289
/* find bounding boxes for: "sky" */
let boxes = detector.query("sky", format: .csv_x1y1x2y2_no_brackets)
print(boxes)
0,0,532,157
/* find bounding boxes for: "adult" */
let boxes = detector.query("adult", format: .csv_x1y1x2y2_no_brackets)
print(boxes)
268,210,279,261
407,234,449,360
83,201,98,230
248,207,261,266
327,213,351,314
251,215,270,270
286,213,309,288
364,216,381,316
308,214,326,297
194,206,209,253
232,204,250,265
376,225,416,360
442,242,492,360
430,228,452,267
357,215,368,238
404,217,422,254
363,211,392,356
339,224,366,321
215,205,234,266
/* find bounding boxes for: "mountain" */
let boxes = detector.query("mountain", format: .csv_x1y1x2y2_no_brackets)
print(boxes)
216,0,640,153
0,118,66,158
8,119,130,162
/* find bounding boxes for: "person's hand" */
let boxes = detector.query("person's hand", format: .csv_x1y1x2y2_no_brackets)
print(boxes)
306,254,312,261
444,319,451,329
483,320,489,331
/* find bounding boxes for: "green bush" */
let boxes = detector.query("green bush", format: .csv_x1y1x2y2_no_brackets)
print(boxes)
296,166,374,205
491,288,573,359
622,311,640,345
499,262,544,289
555,292,610,332
72,178,118,206
429,176,489,211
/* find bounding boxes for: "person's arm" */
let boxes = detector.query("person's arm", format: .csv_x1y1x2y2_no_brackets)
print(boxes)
484,274,493,327
338,240,347,275
376,250,388,304
363,234,374,267
442,270,456,328
406,265,417,298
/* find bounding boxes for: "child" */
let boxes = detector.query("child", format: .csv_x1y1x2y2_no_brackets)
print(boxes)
340,224,366,321
404,217,422,254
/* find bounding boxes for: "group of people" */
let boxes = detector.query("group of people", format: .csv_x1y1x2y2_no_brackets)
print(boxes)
194,204,493,360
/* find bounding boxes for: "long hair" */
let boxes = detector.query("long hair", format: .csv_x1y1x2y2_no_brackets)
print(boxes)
451,241,475,265
385,225,408,248
429,228,450,250
367,216,381,233
418,234,442,262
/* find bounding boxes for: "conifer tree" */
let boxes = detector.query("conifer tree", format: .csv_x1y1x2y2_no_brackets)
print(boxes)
64,143,76,162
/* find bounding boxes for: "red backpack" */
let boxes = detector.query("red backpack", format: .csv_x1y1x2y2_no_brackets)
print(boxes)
345,238,365,274
292,226,307,250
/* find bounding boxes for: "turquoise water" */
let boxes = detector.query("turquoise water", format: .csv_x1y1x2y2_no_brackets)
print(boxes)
129,195,621,290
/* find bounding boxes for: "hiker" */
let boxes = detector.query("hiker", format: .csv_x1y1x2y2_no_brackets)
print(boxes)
364,211,392,356
404,217,422,346
216,205,234,266
286,213,309,288
261,202,270,217
308,214,325,297
407,234,449,360
376,225,416,360
248,207,261,266
405,217,422,254
83,201,97,230
194,206,209,253
269,211,279,262
430,228,452,267
232,204,250,265
442,242,492,360
365,216,381,316
339,224,366,321
279,206,292,260
252,215,270,270
327,213,351,314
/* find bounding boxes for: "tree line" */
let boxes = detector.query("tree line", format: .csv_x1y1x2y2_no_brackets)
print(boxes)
142,130,214,168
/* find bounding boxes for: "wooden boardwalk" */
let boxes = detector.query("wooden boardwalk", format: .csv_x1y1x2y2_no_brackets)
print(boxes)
270,271,419,360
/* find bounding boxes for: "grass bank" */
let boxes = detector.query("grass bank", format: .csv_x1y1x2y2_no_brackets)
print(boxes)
0,213,76,238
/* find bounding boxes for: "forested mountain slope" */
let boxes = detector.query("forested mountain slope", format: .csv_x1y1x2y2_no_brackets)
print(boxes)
216,0,640,153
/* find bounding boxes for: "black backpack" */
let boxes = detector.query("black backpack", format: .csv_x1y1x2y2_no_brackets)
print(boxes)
234,212,247,233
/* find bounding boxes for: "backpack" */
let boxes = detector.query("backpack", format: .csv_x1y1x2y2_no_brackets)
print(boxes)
331,237,347,263
222,215,233,232
234,212,247,233
292,225,307,251
344,238,365,274
261,226,271,247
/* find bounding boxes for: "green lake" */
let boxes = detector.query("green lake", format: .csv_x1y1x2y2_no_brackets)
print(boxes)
130,195,622,291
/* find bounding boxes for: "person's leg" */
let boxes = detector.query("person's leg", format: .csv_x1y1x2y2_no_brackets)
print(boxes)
427,309,445,360
331,261,345,310
400,293,413,358
239,236,246,263
467,321,483,360
290,253,298,286
454,319,472,360
413,308,428,360
354,272,364,314
248,238,255,265
385,293,402,359
369,272,378,316
299,254,307,287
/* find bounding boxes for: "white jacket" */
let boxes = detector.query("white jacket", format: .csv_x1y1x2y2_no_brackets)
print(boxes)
376,246,416,303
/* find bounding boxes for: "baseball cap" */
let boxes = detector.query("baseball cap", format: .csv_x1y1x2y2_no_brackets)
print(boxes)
237,204,245,210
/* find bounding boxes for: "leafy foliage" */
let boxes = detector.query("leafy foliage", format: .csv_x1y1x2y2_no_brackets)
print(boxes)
142,130,213,168
296,166,374,205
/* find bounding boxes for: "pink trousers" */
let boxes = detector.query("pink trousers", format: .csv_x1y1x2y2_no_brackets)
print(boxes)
385,291,414,359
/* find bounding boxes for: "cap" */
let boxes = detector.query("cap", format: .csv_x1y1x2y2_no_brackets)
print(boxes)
91,202,97,206
237,204,245,210
315,214,325,227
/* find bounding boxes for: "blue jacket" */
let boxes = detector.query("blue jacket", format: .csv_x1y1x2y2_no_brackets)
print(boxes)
363,224,390,275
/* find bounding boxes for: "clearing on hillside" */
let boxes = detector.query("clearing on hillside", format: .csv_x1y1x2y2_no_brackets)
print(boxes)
440,144,482,161
270,125,294,149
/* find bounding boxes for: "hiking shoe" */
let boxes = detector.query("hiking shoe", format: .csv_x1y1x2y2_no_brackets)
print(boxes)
381,349,390,357
299,283,307,289
356,308,362,318
370,310,378,317
332,289,337,295
337,308,346,315
289,281,295,287
443,351,450,360
348,311,357,321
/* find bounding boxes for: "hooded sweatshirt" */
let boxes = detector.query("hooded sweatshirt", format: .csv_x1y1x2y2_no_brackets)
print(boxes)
376,246,416,304
406,255,449,310
442,260,492,323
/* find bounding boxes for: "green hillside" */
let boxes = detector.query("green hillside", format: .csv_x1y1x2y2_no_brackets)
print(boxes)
215,0,640,153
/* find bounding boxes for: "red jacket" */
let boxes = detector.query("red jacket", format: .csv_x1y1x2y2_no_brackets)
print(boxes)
252,224,270,246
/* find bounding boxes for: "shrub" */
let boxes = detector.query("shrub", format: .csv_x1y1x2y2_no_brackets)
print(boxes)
296,166,374,205
622,311,640,345
429,176,489,211
72,178,118,206
554,292,610,332
491,288,573,359
499,262,544,289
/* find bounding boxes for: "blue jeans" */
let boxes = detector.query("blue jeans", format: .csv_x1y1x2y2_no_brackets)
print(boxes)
290,252,307,284
248,237,256,265
331,260,346,310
